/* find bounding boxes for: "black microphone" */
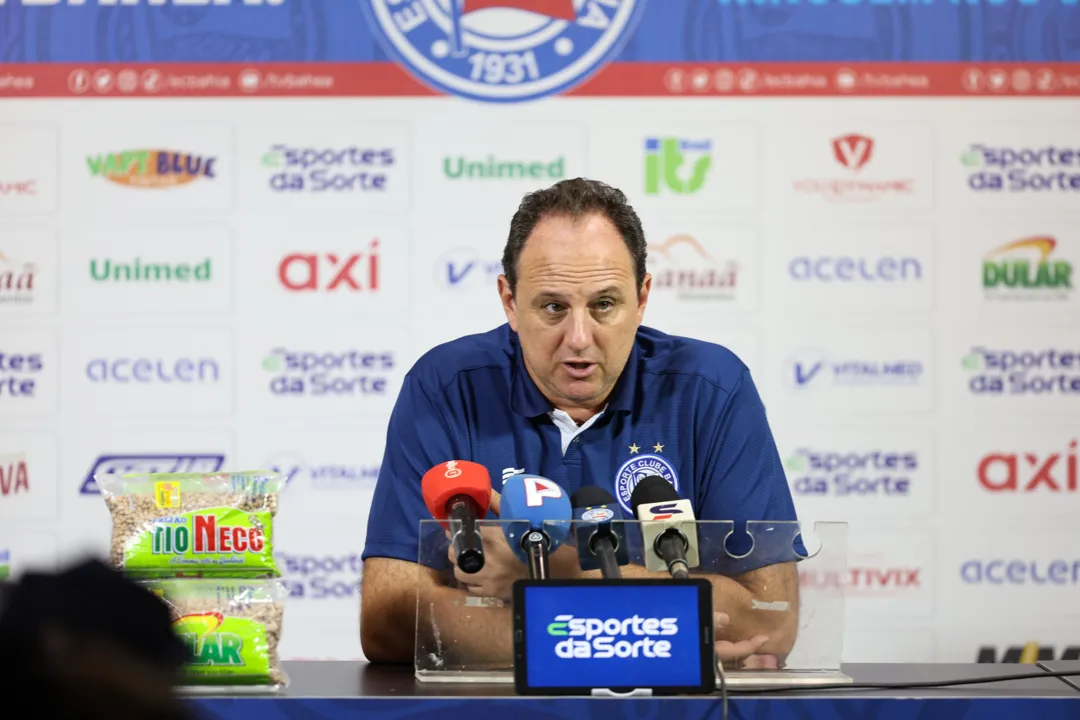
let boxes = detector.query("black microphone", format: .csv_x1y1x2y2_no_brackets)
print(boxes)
630,476,700,579
570,486,629,579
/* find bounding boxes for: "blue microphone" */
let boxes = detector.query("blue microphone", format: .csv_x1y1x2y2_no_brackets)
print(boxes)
500,474,572,579
570,486,629,579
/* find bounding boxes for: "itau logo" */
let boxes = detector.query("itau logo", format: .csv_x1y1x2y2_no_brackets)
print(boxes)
363,0,645,103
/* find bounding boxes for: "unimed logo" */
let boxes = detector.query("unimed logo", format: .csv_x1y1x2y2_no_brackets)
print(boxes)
548,614,678,659
978,441,1077,493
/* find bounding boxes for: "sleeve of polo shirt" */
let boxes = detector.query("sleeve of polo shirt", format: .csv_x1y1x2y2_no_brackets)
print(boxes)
696,368,802,571
361,372,459,568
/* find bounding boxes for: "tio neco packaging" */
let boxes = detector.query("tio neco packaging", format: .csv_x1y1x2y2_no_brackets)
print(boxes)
98,470,290,691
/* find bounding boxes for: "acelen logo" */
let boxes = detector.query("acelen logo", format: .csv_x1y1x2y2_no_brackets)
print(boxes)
961,558,1080,585
0,452,30,497
0,180,36,196
80,454,225,495
0,350,43,398
262,145,394,193
86,150,217,189
977,441,1077,493
262,348,394,396
0,251,38,306
792,133,914,201
961,144,1080,193
962,347,1080,396
789,255,922,283
278,242,379,293
649,234,738,301
982,236,1072,301
799,566,921,595
85,356,220,384
785,448,917,497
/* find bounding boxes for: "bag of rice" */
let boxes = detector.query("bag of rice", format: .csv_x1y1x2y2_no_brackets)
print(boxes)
145,578,288,688
99,471,285,578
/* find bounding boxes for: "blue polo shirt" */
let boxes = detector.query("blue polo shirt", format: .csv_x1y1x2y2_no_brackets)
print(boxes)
362,324,801,573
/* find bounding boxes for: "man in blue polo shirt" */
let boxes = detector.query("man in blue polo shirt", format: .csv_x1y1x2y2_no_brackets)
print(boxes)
360,178,800,665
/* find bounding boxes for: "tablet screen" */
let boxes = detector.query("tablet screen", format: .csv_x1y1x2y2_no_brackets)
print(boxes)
520,581,710,691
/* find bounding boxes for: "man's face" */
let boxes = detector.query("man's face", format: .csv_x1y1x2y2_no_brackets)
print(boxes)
499,212,650,420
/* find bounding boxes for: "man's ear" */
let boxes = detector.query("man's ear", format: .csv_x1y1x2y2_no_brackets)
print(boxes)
637,273,652,324
498,275,518,332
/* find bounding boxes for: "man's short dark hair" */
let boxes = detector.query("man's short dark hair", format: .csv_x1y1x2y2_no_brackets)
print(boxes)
502,177,647,296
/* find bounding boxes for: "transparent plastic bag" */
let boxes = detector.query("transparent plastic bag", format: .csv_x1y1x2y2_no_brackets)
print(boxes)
145,578,289,689
99,471,285,578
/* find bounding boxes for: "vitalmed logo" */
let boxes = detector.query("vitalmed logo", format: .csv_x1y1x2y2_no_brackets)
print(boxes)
433,248,501,291
79,454,225,495
785,448,917,497
977,440,1077,494
649,234,738,301
261,348,394,397
0,350,43,398
86,150,217,188
961,144,1080,193
787,350,924,389
262,145,395,193
792,134,915,202
962,347,1080,396
547,614,678,659
789,255,922,284
0,452,30,498
961,558,1080,585
0,251,37,306
262,453,378,490
277,553,362,600
85,356,220,385
644,138,712,195
982,236,1072,301
278,244,380,293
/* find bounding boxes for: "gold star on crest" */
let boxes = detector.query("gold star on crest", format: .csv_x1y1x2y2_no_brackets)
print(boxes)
628,443,640,454
653,442,664,453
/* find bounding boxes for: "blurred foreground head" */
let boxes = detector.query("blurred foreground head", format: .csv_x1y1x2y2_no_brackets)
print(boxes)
0,559,195,720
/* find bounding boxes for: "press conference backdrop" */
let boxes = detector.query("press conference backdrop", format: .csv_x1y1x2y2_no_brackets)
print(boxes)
1,0,1079,667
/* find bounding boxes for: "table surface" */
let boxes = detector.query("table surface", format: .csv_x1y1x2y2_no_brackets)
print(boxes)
1042,661,1080,693
267,661,1080,699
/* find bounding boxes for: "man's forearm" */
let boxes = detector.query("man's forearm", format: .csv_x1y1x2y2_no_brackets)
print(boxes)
415,575,515,668
584,563,799,657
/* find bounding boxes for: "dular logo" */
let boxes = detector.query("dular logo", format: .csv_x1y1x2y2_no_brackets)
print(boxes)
444,461,462,479
982,236,1073,302
363,0,645,103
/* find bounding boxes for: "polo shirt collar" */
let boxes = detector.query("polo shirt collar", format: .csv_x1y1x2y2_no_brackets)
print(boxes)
509,330,640,418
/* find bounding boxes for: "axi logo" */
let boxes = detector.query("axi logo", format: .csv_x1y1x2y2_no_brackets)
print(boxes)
0,452,30,497
648,235,738,301
80,454,225,495
434,248,501,290
86,150,217,188
788,351,923,389
644,138,712,195
962,347,1080,396
548,614,678,659
961,144,1080,193
278,243,379,293
443,155,565,181
785,448,917,497
0,251,37,306
982,236,1072,301
793,134,914,201
85,356,219,384
262,348,394,396
0,350,43,398
977,441,1077,493
262,145,394,193
277,553,362,599
961,558,1080,585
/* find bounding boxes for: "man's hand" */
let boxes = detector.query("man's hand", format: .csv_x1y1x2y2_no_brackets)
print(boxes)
713,612,779,670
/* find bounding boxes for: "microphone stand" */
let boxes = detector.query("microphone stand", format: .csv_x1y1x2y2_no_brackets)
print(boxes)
523,531,550,579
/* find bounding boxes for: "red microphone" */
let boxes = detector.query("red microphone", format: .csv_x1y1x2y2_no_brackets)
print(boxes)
421,461,492,574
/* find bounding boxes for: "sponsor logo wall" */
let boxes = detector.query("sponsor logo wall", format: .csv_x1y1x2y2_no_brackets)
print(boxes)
3,5,1079,667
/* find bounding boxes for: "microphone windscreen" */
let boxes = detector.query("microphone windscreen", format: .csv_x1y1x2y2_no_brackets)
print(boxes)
500,474,573,556
570,485,617,508
421,461,492,522
630,475,680,515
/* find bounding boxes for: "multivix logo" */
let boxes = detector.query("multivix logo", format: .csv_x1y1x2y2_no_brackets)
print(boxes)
547,614,678,658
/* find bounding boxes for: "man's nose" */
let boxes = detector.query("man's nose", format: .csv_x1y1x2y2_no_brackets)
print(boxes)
565,310,593,353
